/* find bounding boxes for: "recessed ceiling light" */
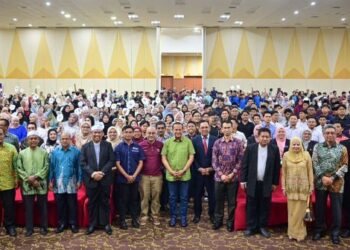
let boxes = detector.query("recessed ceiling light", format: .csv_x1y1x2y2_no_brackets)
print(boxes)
12,18,18,22
220,14,230,20
174,14,184,19
28,24,32,27
151,20,160,25
64,13,71,19
234,20,243,25
114,21,123,25
128,13,139,19
310,1,316,6
72,18,77,22
341,17,347,22
110,16,117,21
281,17,286,22
82,23,86,27
193,27,201,33
45,1,51,6
60,10,65,15
294,10,299,15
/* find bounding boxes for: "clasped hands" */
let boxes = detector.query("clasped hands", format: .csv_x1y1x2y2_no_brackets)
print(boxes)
198,167,212,176
220,173,234,183
170,169,186,180
91,171,105,181
322,176,333,186
27,175,40,188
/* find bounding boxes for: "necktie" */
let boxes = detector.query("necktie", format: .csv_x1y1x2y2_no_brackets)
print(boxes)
203,136,208,155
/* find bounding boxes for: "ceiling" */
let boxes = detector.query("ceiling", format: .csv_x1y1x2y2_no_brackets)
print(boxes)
0,0,349,29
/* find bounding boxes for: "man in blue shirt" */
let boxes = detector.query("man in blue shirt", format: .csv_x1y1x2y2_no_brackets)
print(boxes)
49,132,81,234
115,125,145,230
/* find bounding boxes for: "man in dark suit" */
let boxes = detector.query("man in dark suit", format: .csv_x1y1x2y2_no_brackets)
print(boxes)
80,123,115,235
240,127,281,238
192,120,217,224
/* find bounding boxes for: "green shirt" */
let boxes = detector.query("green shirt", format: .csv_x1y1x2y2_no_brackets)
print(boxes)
0,143,18,191
161,136,195,182
17,147,49,195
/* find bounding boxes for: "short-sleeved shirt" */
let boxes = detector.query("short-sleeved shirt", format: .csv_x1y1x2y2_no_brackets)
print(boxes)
114,140,145,184
0,143,18,191
161,136,195,182
139,140,163,176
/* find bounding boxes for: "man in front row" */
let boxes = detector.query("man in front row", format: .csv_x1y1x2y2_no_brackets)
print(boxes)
80,123,115,235
241,127,281,238
50,132,82,234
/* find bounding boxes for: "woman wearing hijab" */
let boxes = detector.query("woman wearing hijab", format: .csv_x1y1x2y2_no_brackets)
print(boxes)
247,124,262,145
133,126,144,144
271,126,290,160
41,128,60,155
101,113,112,140
62,105,73,122
75,121,92,150
106,126,120,150
281,137,313,241
301,129,318,157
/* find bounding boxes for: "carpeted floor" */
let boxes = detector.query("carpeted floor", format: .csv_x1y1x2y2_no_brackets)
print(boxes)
1,212,350,250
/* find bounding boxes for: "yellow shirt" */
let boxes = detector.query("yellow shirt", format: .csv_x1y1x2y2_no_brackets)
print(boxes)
0,143,18,191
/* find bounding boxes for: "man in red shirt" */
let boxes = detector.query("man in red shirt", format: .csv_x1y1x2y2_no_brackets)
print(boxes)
139,127,164,226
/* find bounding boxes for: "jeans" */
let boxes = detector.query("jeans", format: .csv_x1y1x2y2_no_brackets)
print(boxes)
168,181,189,219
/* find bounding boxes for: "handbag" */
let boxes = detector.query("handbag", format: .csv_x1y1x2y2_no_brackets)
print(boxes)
303,195,314,222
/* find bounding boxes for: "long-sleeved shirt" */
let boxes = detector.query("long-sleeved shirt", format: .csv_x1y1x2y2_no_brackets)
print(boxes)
5,132,19,152
8,125,27,142
49,146,82,194
312,142,348,192
212,137,244,182
17,147,49,195
0,143,18,191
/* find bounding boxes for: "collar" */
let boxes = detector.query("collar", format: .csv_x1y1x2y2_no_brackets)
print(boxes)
221,136,233,142
322,141,337,148
123,140,134,146
60,146,72,151
173,136,183,142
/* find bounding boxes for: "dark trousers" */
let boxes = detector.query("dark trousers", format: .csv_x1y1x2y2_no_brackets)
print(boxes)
214,179,238,224
0,189,16,229
246,181,272,230
168,181,189,218
55,193,77,226
160,171,169,210
116,182,139,221
315,190,343,236
86,185,110,227
23,194,48,231
194,174,215,217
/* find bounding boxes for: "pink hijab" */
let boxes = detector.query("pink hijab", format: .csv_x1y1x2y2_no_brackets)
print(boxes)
275,126,287,158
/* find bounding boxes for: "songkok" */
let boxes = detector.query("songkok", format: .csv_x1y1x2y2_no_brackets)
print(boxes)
27,130,40,138
91,122,104,132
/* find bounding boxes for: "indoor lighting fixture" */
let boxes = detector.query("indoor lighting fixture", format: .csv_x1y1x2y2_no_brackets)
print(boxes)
64,13,71,18
310,1,316,6
193,27,201,33
12,17,18,22
82,23,86,27
28,24,32,27
45,1,51,6
234,20,243,25
114,21,123,25
294,10,299,15
341,17,347,22
72,18,77,22
128,13,139,20
220,14,230,20
110,16,117,20
151,20,160,25
281,17,286,22
60,10,65,15
174,14,184,19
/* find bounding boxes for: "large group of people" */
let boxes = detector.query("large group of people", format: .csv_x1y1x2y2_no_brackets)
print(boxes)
0,86,349,245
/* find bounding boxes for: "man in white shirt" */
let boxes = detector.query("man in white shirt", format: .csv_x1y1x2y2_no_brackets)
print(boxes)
297,110,308,131
307,116,325,143
231,119,247,148
286,114,302,140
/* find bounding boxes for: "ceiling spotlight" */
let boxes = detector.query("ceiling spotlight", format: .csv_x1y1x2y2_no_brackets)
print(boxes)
28,24,32,27
174,14,184,19
281,17,286,22
151,20,160,25
193,27,201,33
12,18,18,22
114,21,123,25
128,13,139,20
82,23,86,27
64,13,71,18
72,18,77,22
220,14,231,20
310,1,316,6
60,10,65,15
341,17,347,22
110,16,117,21
294,10,299,15
45,1,51,6
234,20,244,25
